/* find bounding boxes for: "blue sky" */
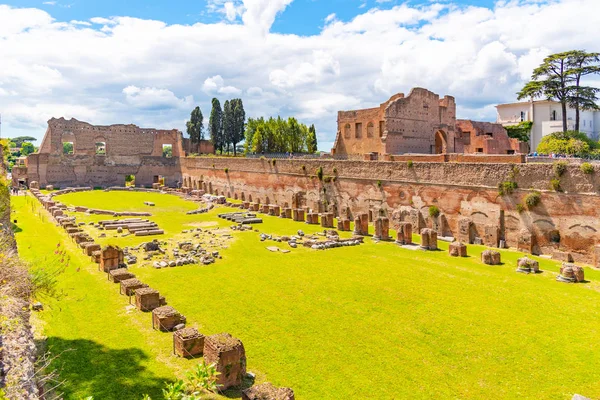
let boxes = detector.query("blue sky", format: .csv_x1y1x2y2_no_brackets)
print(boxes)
7,0,496,35
0,0,596,149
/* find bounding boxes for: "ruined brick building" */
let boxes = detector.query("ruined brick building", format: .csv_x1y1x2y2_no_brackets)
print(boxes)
331,88,528,157
12,117,213,188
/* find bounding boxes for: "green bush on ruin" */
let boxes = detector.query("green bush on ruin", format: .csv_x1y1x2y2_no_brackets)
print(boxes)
224,168,229,174
549,178,561,192
498,180,518,196
524,191,541,208
317,166,324,181
407,160,413,168
377,180,382,188
429,205,440,218
516,203,525,213
553,161,568,177
580,162,594,174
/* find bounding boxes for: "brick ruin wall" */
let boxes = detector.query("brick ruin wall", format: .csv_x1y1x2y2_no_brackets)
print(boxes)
181,157,600,264
22,118,184,187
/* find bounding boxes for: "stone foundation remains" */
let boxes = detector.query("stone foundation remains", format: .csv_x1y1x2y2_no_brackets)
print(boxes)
204,333,247,390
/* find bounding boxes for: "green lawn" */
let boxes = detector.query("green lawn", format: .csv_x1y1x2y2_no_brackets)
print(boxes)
12,191,600,400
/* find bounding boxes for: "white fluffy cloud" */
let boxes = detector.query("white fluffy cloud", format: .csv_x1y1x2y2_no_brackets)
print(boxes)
0,0,599,151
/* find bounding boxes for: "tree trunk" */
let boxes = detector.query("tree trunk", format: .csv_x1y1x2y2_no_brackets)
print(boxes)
561,101,568,132
575,75,581,132
233,142,237,157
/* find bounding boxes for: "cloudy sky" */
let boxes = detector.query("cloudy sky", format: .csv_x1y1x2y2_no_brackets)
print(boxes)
0,0,598,150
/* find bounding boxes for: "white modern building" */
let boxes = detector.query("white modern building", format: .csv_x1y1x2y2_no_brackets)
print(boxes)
496,100,600,151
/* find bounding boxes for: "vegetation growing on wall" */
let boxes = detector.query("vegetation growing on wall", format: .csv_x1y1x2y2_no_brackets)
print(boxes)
505,121,533,142
524,191,541,208
428,205,440,218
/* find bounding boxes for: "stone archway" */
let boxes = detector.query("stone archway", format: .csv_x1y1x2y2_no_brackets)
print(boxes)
434,130,447,154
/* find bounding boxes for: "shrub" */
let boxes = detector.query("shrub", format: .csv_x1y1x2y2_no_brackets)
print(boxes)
302,165,306,171
553,161,567,177
549,178,561,191
407,160,413,168
429,205,440,218
323,176,332,183
524,191,541,208
498,180,518,196
516,203,525,213
212,164,215,168
317,166,324,181
271,159,276,166
581,162,594,174
537,130,597,156
333,176,338,182
259,156,265,160
377,180,382,188
224,168,229,174
333,167,338,174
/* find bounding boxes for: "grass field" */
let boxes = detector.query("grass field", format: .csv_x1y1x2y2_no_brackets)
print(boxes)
12,191,600,400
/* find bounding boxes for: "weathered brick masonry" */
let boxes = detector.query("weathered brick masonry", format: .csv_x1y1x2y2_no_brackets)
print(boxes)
182,157,600,264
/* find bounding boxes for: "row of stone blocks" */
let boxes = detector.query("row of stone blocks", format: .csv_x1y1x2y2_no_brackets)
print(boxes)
172,328,294,397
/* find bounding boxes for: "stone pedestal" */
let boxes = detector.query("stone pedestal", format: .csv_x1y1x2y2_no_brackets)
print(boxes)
109,268,135,283
135,287,161,311
242,383,295,400
204,333,246,390
152,306,186,331
449,242,467,257
320,213,334,228
374,217,390,240
306,213,319,225
420,228,437,250
484,225,500,248
481,250,501,265
517,229,534,254
458,217,474,244
516,257,539,273
120,278,148,296
292,209,305,222
100,245,125,273
353,213,369,236
84,243,101,256
557,263,585,283
261,204,270,214
281,208,292,218
396,222,412,245
174,327,205,358
337,219,351,231
269,205,281,217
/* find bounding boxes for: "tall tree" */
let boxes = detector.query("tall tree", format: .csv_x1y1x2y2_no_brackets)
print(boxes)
518,52,573,132
307,124,318,153
566,50,600,131
186,106,204,143
222,100,233,154
231,99,246,156
209,98,223,153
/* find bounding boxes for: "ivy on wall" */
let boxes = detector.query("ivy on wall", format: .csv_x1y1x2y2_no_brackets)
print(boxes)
505,121,533,142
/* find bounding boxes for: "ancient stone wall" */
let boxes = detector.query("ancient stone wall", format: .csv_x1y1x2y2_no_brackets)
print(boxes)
332,88,525,157
181,157,600,263
182,138,215,155
24,118,184,187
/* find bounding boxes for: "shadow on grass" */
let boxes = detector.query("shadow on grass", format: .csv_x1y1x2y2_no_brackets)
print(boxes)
220,375,255,399
43,337,171,400
11,222,22,233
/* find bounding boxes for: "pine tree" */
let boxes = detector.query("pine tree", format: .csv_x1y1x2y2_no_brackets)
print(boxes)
307,124,318,153
209,98,223,153
566,51,600,131
186,106,204,143
231,99,246,156
222,100,233,154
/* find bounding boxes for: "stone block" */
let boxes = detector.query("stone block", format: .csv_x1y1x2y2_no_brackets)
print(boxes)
353,213,369,236
109,268,135,283
306,213,319,225
46,185,54,191
320,212,334,228
135,287,161,312
120,278,148,296
84,243,101,256
204,333,247,390
557,263,585,283
269,205,281,217
484,225,500,248
458,217,474,244
516,257,540,274
174,327,205,358
152,306,186,332
517,229,534,254
481,250,501,265
552,250,573,263
29,181,39,189
242,383,295,400
408,209,424,232
100,245,124,272
374,217,390,240
396,222,413,245
337,219,350,231
242,201,250,209
261,204,270,214
292,209,305,222
449,242,467,257
420,228,437,250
